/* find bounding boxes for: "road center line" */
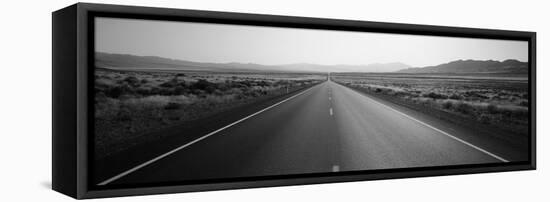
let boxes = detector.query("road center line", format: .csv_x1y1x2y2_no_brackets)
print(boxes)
339,84,509,163
332,165,340,172
97,84,319,186
329,108,333,116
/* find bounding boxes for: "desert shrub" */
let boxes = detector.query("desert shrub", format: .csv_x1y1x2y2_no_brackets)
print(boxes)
192,79,217,93
124,76,140,86
95,78,116,89
486,103,498,114
136,87,152,95
119,94,136,100
115,106,133,121
412,97,432,106
137,95,172,106
202,95,229,105
478,113,492,124
257,80,269,87
375,88,382,93
454,102,473,114
243,89,257,97
424,92,448,100
159,87,177,95
109,96,172,120
104,86,123,98
95,97,120,118
192,89,206,96
235,93,246,100
215,82,230,91
449,94,462,100
106,84,135,98
213,89,223,96
164,102,182,110
498,105,528,119
238,80,252,87
227,87,243,95
160,79,178,88
173,86,187,95
149,87,161,95
178,80,187,87
231,82,247,89
442,100,453,109
390,91,410,97
464,91,488,100
95,92,108,104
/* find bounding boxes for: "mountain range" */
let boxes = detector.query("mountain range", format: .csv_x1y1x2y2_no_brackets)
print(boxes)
96,52,527,74
396,59,528,74
96,52,410,73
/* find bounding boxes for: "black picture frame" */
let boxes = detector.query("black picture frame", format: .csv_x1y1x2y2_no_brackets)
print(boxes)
52,3,536,199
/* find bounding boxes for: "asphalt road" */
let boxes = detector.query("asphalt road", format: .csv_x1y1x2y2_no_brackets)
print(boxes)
102,79,523,186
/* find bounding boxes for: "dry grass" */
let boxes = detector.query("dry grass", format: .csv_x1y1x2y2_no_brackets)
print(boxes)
332,73,528,133
94,69,325,158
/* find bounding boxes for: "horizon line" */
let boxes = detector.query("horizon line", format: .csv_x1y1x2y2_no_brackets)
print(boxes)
95,51,528,68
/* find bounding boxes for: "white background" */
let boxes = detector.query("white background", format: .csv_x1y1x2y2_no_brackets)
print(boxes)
0,0,547,201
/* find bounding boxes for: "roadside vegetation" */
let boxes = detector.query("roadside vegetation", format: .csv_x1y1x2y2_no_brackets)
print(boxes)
95,68,325,159
331,73,528,136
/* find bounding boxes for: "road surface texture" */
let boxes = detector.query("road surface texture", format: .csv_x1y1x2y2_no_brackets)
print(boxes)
99,79,527,186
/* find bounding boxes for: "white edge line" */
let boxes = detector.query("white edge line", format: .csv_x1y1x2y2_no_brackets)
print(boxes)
342,84,509,163
97,85,319,186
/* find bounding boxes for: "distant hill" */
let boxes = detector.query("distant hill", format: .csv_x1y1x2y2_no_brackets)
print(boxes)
361,62,411,72
396,59,528,74
278,62,410,73
95,52,281,72
96,52,411,73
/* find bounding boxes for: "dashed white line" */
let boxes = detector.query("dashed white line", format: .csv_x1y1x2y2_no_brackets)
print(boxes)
329,108,333,116
97,85,318,186
332,165,340,172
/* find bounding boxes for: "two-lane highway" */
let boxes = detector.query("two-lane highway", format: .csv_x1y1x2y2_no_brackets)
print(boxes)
101,79,515,186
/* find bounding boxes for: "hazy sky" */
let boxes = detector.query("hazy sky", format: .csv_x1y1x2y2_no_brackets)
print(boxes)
96,17,528,67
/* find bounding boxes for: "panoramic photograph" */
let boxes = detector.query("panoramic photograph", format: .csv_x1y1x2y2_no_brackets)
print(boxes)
93,17,529,186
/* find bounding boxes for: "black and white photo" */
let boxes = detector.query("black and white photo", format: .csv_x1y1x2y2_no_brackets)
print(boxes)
51,3,536,198
93,17,530,186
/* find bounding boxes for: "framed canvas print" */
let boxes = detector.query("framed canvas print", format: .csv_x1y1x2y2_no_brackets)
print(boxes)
52,3,536,199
